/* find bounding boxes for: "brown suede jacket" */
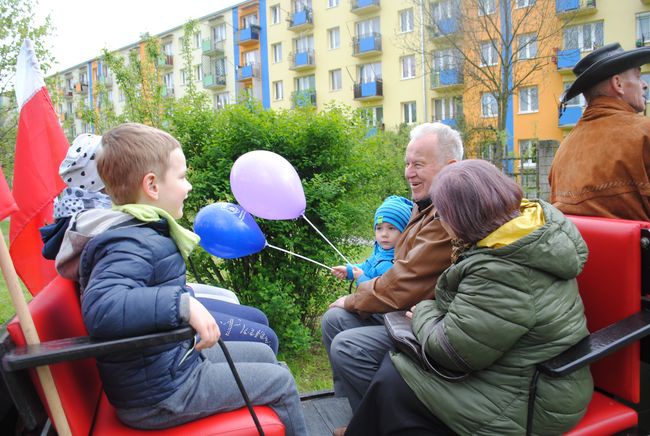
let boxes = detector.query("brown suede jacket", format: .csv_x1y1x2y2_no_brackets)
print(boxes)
344,202,452,314
549,96,650,221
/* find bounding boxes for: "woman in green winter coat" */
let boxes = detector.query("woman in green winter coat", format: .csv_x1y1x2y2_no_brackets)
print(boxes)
343,160,593,436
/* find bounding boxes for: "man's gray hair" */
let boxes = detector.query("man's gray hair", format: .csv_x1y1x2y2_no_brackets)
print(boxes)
409,122,464,162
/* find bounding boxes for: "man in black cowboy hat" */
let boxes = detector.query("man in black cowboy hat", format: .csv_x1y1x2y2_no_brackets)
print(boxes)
549,42,650,221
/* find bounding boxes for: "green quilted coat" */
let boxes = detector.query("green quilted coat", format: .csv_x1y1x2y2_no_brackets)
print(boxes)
392,200,593,435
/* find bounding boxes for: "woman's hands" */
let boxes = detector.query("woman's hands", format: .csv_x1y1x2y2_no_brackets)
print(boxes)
188,297,220,351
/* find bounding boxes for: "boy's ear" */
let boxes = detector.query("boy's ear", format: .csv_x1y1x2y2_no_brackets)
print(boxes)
141,172,159,200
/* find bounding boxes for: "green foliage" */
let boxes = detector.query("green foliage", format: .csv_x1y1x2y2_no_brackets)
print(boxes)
0,0,53,178
171,100,407,352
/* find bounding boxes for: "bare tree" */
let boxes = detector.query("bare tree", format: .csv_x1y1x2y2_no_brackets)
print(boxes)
409,0,574,162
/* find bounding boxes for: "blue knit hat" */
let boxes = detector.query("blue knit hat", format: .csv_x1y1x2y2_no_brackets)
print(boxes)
374,195,413,233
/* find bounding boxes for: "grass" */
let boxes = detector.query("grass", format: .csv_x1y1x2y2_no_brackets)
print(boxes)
280,343,333,394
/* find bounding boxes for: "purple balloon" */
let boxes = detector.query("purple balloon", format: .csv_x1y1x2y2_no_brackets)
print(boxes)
230,150,306,220
194,202,266,259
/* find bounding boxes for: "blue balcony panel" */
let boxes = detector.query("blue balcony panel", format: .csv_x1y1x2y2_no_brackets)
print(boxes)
557,48,581,69
292,10,308,26
559,106,583,127
295,51,309,67
438,18,458,35
240,65,253,80
362,81,379,97
359,36,379,53
556,0,579,13
440,69,461,86
441,118,457,128
357,0,376,7
238,25,260,44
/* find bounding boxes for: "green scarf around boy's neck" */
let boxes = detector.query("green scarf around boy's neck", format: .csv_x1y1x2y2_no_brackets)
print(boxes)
113,204,200,260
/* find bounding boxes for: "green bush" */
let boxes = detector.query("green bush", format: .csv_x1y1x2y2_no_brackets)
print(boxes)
171,99,408,353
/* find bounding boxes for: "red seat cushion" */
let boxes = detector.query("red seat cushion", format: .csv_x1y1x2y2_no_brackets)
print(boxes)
565,392,637,436
93,393,285,436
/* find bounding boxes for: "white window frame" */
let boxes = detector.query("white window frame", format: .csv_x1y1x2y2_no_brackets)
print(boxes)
518,86,538,113
295,74,316,92
518,33,537,60
330,69,342,91
213,24,226,42
295,35,314,53
478,0,496,16
195,64,203,81
637,13,650,43
563,82,586,107
433,96,462,121
432,0,455,20
273,80,284,100
399,8,414,33
564,22,604,52
363,106,383,127
359,62,382,83
519,139,537,168
214,92,229,110
270,5,281,25
401,55,416,79
328,0,339,7
194,32,202,49
481,92,498,118
515,0,535,8
272,43,282,63
480,41,498,66
402,101,417,124
163,42,173,56
433,48,460,70
328,27,340,50
163,72,174,90
180,69,187,85
356,17,380,38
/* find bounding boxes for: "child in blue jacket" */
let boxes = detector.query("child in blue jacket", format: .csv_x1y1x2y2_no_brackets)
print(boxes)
332,195,413,285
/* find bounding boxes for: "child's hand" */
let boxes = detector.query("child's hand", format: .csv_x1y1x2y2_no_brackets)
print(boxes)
351,266,364,279
188,297,220,351
331,266,347,280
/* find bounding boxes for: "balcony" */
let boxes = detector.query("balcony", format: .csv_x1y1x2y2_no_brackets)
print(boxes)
291,89,317,108
556,48,580,71
431,69,463,89
430,18,459,39
74,82,88,94
433,118,458,128
162,86,175,98
559,105,583,128
288,9,313,32
203,73,227,89
238,25,261,46
289,50,315,71
65,89,73,98
98,75,113,88
158,55,174,70
350,0,380,15
237,63,260,81
352,33,382,57
353,79,383,100
556,0,597,17
202,38,225,55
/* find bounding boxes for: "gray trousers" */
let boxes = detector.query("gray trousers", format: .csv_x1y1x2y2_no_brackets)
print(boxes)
117,341,308,436
321,307,394,412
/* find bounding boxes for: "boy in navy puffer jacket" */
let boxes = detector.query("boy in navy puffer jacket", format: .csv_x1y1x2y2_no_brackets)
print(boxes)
73,123,307,434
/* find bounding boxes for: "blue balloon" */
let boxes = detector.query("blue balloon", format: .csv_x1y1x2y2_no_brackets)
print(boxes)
194,202,266,259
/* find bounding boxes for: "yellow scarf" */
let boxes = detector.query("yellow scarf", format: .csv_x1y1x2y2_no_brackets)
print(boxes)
113,204,200,260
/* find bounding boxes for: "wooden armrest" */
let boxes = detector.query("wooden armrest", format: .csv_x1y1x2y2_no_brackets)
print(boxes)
538,310,650,377
2,326,195,372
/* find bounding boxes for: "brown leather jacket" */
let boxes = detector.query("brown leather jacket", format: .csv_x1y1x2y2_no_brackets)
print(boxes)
549,96,650,221
344,202,452,314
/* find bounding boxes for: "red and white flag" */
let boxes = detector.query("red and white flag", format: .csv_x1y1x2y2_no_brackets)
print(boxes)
0,166,18,221
11,39,68,295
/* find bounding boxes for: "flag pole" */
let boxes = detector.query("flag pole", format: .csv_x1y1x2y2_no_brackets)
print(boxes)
0,231,71,436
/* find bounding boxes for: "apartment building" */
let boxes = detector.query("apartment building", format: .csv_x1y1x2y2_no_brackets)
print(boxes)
51,0,650,161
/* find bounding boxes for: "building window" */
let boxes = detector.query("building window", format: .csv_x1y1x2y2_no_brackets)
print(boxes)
328,0,339,7
478,0,496,16
519,139,537,168
356,17,380,38
163,42,173,56
273,81,283,100
213,24,226,41
433,48,460,70
330,69,342,91
295,74,316,92
563,82,586,107
515,0,535,7
518,33,537,60
433,96,462,121
180,69,187,85
402,101,417,124
359,62,381,83
637,13,650,44
214,92,229,110
399,8,414,33
194,32,202,48
163,73,174,92
295,35,314,53
272,43,282,63
362,106,383,127
564,22,603,52
481,93,497,117
328,27,340,50
270,4,281,24
518,86,538,113
242,14,258,28
195,65,203,81
432,0,456,20
118,90,125,102
401,55,416,79
480,41,498,66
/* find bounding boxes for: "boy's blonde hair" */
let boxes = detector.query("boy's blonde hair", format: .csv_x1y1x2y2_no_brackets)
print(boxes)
98,123,181,205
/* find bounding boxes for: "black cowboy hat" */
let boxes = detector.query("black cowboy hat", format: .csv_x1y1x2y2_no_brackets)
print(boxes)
561,42,650,104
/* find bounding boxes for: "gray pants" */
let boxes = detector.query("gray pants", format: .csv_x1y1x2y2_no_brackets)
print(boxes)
321,307,394,412
117,342,308,436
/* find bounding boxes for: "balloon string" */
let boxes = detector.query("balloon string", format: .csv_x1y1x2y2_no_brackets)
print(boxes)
266,243,333,271
301,214,351,264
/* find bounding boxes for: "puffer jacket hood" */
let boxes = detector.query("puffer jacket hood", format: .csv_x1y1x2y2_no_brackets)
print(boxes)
55,209,137,281
466,200,588,280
